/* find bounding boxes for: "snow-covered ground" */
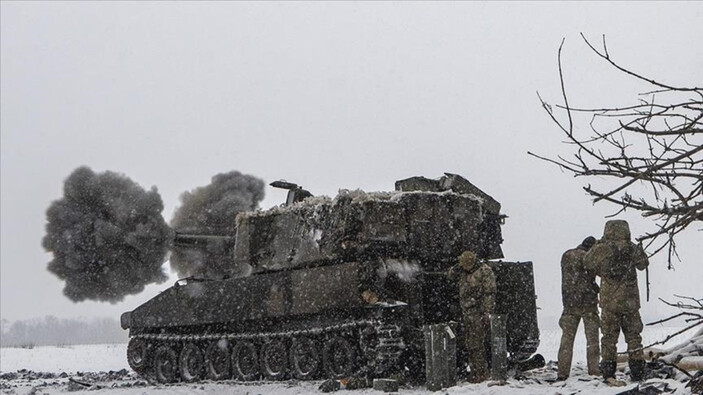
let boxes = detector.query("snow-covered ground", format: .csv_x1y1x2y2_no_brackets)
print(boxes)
0,344,127,373
0,327,694,394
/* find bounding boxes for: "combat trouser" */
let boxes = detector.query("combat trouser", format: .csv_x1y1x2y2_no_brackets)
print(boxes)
601,309,644,361
464,313,490,382
600,308,645,380
557,305,600,377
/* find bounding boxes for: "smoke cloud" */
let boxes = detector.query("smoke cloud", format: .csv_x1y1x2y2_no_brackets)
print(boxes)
42,167,173,302
170,171,265,278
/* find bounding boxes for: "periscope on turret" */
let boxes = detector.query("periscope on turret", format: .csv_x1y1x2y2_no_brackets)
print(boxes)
120,173,541,384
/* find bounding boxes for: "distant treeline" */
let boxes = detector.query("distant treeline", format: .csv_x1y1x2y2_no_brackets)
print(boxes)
0,316,128,347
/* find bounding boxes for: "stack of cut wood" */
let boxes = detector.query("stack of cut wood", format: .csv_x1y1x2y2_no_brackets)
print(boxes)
645,327,703,372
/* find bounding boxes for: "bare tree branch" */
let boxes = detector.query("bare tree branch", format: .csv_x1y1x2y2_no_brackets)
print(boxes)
533,34,703,267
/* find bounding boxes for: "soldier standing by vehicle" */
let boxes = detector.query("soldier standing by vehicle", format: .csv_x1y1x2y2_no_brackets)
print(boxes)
557,236,600,380
448,250,496,383
585,220,649,384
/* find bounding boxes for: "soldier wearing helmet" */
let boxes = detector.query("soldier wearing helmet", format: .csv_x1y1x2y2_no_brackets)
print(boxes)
585,220,649,383
448,250,496,383
557,236,600,380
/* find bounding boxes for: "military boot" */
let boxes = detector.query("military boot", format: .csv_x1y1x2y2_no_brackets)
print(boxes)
605,378,626,387
601,360,626,387
600,360,616,379
629,359,645,381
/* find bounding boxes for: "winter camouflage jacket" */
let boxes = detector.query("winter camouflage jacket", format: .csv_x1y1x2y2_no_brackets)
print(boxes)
585,220,649,312
561,246,599,310
449,261,496,315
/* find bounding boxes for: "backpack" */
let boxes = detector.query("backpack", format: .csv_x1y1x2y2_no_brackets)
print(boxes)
603,242,634,281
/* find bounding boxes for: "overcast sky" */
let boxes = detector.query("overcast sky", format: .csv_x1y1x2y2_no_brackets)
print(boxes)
1,2,701,331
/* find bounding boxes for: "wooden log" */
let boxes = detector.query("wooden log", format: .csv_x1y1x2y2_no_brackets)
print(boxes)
676,356,703,371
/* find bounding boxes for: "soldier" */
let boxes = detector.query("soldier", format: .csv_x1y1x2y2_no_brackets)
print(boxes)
557,236,600,380
449,250,496,383
585,220,649,384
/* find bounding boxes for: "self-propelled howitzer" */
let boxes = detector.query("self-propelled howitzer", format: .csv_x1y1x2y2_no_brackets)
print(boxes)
120,173,541,383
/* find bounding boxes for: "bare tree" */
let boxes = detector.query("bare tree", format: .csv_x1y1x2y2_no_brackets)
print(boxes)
634,296,703,382
530,34,703,268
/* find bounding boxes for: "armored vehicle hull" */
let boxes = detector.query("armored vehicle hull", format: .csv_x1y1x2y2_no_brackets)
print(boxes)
121,174,540,383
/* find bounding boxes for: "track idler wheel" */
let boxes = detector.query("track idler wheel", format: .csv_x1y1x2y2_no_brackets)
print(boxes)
126,338,151,375
260,339,288,380
323,336,356,379
179,342,205,382
153,344,179,383
289,337,319,379
204,340,231,380
232,341,259,381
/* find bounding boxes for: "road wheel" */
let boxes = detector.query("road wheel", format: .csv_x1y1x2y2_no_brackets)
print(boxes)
153,344,179,383
127,338,150,375
260,339,288,380
232,341,259,381
179,342,205,382
322,336,355,379
205,339,231,380
289,337,319,379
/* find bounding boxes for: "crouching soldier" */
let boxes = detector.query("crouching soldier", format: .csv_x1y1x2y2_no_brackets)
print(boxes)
557,236,600,380
449,250,496,383
585,220,649,384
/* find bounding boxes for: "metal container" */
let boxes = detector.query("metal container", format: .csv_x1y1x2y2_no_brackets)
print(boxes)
424,323,457,391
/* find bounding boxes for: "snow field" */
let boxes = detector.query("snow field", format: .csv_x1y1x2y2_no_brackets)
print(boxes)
0,327,694,394
0,343,127,373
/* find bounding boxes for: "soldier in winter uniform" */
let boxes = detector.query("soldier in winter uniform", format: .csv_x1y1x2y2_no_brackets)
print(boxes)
448,250,496,383
557,236,600,380
585,220,649,383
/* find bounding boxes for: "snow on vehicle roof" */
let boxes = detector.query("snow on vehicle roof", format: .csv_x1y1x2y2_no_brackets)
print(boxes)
238,188,485,220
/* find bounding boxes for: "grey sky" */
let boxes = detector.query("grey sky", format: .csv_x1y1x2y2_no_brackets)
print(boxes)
1,2,701,330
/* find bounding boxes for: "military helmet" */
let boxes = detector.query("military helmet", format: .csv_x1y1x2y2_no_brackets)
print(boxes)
459,250,478,271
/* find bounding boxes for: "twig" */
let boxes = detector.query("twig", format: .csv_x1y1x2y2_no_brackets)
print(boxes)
657,360,695,379
531,35,703,267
